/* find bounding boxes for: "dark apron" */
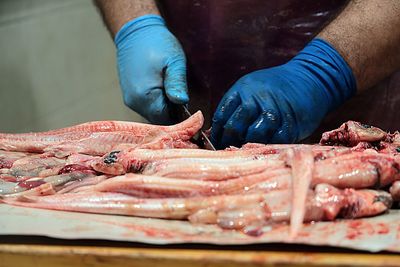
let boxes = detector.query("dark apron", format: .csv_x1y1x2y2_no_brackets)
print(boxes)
158,0,400,141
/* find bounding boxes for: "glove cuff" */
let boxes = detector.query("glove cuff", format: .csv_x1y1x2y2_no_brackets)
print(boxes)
114,15,166,46
292,38,357,112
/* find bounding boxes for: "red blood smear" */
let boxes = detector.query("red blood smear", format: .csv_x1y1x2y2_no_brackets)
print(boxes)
18,179,46,189
346,221,364,240
377,223,390,234
346,232,358,240
297,231,311,237
397,224,400,240
0,159,13,169
25,146,44,153
244,228,264,237
0,175,18,182
101,220,174,239
58,164,92,175
346,220,385,240
349,221,363,228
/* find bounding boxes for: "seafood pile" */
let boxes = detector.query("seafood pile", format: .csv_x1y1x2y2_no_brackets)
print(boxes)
1,112,399,237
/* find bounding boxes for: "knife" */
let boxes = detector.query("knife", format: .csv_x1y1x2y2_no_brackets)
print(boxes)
169,103,216,150
181,105,216,151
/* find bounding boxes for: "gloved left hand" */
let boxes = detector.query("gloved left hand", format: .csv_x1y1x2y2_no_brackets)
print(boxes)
211,38,356,149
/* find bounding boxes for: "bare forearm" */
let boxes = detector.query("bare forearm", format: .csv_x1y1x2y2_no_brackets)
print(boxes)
318,0,400,91
94,0,160,37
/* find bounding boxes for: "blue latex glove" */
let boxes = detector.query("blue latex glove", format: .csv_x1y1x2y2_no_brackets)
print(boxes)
115,15,189,124
211,38,356,149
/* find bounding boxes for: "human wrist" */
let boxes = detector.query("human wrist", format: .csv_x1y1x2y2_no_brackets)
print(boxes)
114,14,166,46
289,38,357,112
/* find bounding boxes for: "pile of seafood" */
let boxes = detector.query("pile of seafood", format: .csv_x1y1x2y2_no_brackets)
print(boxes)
1,112,399,237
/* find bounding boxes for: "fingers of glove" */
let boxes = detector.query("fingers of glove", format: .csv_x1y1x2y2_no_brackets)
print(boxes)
164,56,189,104
244,90,282,143
218,101,259,149
144,88,173,125
123,86,172,125
269,111,297,144
210,92,241,147
245,109,281,144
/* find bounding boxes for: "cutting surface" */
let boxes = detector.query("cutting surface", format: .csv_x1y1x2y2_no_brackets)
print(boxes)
1,205,400,253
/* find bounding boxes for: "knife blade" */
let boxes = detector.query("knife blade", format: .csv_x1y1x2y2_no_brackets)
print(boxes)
182,106,216,151
168,103,217,150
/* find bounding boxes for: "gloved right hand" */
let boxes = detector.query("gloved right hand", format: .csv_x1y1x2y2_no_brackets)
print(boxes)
115,15,189,124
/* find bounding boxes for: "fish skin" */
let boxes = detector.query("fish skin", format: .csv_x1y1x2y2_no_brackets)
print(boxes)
0,171,95,197
2,185,391,231
0,112,204,155
92,170,290,198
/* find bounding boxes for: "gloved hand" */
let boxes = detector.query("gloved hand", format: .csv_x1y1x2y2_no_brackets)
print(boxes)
115,15,189,124
211,39,356,149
